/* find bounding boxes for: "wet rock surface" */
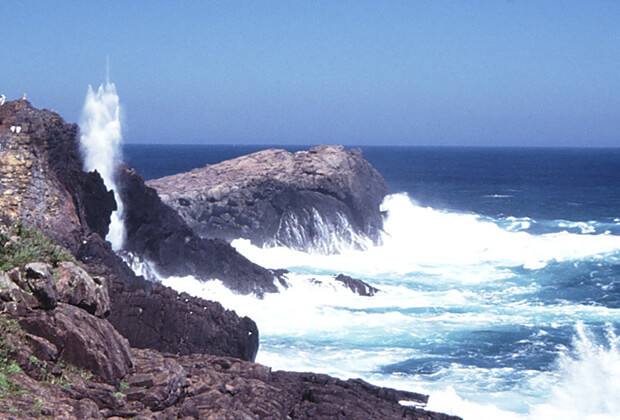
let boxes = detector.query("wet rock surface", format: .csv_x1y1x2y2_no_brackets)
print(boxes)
119,164,278,295
147,145,389,252
334,273,379,296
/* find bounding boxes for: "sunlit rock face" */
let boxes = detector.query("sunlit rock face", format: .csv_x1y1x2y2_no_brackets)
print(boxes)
148,145,389,253
0,99,115,251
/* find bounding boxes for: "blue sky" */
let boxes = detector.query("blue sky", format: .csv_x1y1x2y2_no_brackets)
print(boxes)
2,1,619,146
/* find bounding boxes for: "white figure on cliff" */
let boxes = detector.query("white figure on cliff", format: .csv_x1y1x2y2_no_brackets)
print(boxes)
16,126,21,134
0,94,5,106
21,93,27,101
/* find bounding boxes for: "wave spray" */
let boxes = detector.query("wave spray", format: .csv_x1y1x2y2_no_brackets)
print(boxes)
79,77,125,250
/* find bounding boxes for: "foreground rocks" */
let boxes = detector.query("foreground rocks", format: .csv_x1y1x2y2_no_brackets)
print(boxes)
1,261,459,418
148,146,389,253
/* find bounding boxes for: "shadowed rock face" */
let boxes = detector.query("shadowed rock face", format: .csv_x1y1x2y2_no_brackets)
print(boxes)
118,165,278,296
147,146,389,252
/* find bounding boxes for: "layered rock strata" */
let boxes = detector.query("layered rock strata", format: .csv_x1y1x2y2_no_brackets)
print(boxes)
147,146,389,253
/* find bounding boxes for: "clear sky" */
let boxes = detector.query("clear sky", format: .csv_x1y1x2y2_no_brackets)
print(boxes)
2,1,619,146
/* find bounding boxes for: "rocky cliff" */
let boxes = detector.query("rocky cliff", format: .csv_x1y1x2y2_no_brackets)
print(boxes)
0,99,459,419
147,146,389,253
0,99,258,359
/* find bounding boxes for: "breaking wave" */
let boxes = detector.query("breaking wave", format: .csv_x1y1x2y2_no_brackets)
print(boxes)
130,192,620,419
272,208,373,253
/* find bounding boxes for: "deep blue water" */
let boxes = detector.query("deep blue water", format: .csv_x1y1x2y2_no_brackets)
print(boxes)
123,144,620,418
125,145,620,223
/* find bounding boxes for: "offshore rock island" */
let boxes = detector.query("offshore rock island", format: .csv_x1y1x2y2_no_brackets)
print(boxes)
147,146,388,253
0,99,459,419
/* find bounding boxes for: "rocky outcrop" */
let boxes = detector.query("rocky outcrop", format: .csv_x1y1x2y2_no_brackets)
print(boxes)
0,99,113,251
1,263,133,383
334,274,379,296
0,99,259,359
78,231,260,361
55,261,110,318
0,98,459,419
147,146,389,253
1,262,458,418
118,164,278,295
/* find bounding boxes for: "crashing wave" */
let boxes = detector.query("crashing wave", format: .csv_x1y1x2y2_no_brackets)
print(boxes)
272,207,374,254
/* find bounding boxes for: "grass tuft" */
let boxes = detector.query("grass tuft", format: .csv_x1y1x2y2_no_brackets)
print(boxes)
0,223,75,272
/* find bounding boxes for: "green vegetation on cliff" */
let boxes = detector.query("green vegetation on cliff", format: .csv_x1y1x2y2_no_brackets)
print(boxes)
0,223,75,272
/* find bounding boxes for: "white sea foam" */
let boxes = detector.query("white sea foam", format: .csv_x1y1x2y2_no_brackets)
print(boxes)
79,79,125,250
232,193,620,281
145,193,620,420
273,208,373,253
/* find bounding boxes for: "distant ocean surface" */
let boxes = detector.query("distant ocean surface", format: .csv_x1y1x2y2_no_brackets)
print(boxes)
124,145,620,420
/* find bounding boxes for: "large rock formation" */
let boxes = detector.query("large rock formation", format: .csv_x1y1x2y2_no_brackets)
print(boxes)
118,164,278,296
147,146,389,253
0,99,459,419
0,99,259,359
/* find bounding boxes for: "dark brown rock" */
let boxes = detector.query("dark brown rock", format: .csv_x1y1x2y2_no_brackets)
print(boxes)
24,262,58,309
147,145,389,253
18,303,133,382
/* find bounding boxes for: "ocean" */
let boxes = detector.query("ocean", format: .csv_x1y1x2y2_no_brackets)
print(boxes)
124,145,620,420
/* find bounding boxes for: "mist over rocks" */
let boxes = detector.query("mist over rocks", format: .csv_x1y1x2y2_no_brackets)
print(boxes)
147,145,389,252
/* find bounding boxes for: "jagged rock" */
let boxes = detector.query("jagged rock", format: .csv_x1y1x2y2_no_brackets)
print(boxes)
24,262,58,309
0,100,261,359
118,164,278,295
18,303,133,382
334,274,379,296
147,145,389,252
125,348,189,410
72,399,102,419
0,99,114,252
79,233,260,361
56,261,110,317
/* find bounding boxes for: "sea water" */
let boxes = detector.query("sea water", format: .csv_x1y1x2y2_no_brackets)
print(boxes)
125,145,620,419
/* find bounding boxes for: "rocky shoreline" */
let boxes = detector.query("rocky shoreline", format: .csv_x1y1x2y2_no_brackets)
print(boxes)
0,99,460,419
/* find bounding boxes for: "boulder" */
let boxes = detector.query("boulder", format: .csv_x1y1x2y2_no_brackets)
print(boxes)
56,261,110,317
147,145,389,253
334,274,379,296
24,262,58,309
18,303,133,383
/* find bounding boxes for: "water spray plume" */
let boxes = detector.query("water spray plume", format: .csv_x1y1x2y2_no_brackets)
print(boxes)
79,79,125,250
